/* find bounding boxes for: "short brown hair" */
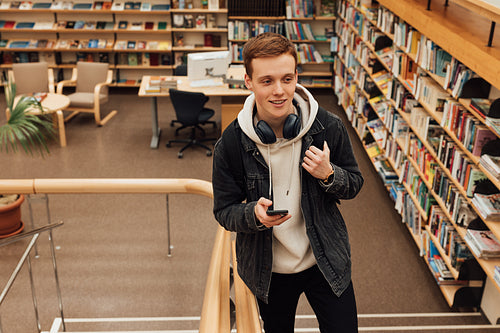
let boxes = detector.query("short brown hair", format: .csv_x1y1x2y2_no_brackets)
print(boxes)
243,32,297,78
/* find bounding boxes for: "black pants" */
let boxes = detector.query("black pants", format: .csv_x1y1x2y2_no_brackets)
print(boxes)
257,265,358,333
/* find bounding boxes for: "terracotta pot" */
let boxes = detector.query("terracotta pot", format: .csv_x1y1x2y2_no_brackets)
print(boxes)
0,194,24,236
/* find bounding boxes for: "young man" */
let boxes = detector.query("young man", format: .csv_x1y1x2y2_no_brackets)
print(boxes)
212,32,363,332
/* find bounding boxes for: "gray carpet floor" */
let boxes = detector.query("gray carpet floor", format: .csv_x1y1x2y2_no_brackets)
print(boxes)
0,88,495,332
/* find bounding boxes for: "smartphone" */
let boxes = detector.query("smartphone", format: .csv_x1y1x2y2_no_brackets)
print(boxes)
266,209,289,216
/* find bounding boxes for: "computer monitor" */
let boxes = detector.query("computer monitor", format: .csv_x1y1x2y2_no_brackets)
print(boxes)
187,51,231,86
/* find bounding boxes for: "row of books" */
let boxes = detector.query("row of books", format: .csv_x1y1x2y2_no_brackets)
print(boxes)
427,206,475,271
0,20,53,29
0,20,169,31
114,40,171,51
440,99,497,157
0,39,174,51
228,20,285,41
295,43,324,64
284,20,317,41
0,1,171,11
285,0,313,18
116,52,172,66
434,136,488,197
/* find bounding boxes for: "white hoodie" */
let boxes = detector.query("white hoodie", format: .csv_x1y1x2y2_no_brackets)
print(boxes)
237,84,319,274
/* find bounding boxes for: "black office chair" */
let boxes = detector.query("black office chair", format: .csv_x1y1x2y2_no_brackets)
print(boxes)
166,89,217,158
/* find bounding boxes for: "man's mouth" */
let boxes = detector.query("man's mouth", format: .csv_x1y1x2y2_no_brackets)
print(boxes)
270,100,286,105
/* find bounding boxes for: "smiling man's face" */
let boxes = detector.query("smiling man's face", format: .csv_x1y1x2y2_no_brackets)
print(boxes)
244,53,298,131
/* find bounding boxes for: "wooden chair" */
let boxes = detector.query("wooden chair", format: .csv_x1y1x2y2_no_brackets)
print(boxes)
56,62,117,126
7,62,67,147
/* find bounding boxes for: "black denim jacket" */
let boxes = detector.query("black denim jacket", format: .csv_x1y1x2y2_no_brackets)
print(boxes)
212,107,364,303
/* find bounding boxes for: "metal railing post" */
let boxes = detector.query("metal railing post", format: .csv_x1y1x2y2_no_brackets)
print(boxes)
27,254,42,333
48,230,66,331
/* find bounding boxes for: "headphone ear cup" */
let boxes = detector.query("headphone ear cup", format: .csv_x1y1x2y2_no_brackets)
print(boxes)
255,120,276,144
283,113,301,139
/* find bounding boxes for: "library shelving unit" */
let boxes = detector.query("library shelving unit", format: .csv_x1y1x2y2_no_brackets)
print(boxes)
227,0,336,88
0,1,229,86
170,7,228,66
333,0,500,317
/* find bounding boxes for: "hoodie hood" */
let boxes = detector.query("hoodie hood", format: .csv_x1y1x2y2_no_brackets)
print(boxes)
237,83,319,146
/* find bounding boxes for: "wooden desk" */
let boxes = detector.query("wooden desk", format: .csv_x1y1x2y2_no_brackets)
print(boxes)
139,76,251,149
10,93,70,147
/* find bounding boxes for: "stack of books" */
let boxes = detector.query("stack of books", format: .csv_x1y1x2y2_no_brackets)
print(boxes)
145,76,178,94
472,193,500,221
479,154,500,179
464,228,500,258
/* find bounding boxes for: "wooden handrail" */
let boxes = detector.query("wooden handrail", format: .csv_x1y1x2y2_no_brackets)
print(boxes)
0,178,254,332
0,178,213,197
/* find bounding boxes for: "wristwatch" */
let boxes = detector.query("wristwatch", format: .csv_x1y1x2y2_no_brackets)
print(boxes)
322,167,335,184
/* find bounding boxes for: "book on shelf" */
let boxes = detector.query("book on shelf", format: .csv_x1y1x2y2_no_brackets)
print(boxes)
102,1,112,9
34,22,54,29
465,229,500,259
74,20,85,29
129,22,143,30
144,22,154,30
32,2,52,8
472,192,500,221
8,40,30,48
93,1,103,9
14,2,30,10
480,154,500,179
140,2,150,10
151,3,169,10
118,21,128,29
4,21,16,28
464,167,487,198
111,1,124,10
470,98,491,118
127,40,136,49
127,53,138,66
471,126,497,156
72,2,92,9
14,22,35,29
157,22,167,30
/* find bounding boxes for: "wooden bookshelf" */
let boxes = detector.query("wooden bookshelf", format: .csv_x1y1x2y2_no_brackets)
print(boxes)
334,0,500,309
0,4,230,86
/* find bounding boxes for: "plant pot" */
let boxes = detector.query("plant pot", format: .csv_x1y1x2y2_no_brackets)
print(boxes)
0,194,24,236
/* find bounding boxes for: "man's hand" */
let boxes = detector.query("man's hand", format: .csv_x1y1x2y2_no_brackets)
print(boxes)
254,197,291,228
302,141,332,180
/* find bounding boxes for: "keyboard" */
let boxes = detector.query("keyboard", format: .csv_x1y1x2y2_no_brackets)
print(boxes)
189,79,224,88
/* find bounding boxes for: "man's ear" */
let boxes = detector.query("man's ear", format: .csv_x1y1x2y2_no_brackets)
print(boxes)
244,73,253,90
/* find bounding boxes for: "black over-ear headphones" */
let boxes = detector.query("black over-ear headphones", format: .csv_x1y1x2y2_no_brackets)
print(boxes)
254,99,302,144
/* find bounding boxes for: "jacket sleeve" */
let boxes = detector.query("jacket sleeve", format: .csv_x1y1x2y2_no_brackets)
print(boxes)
323,112,364,200
212,130,265,233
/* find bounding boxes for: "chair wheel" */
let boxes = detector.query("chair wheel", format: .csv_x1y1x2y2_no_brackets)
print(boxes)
170,121,175,127
166,142,171,148
206,151,212,157
178,152,183,158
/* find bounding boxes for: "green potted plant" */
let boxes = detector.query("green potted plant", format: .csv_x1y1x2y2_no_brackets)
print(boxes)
0,81,54,237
